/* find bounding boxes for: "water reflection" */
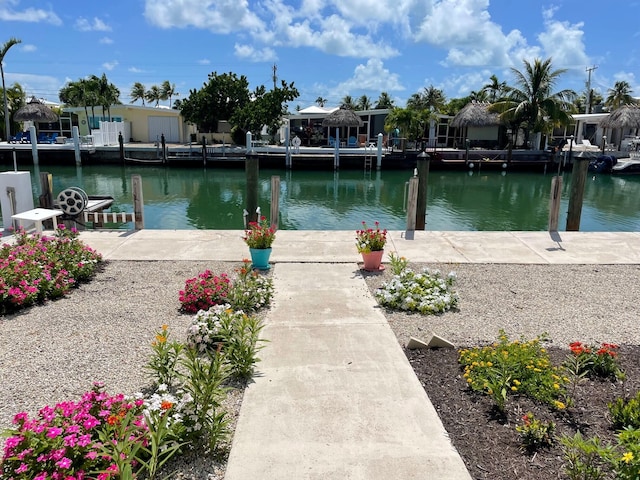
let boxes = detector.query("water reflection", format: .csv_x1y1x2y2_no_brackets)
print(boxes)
2,163,639,231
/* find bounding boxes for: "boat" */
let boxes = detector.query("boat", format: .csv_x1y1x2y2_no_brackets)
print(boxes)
611,152,640,175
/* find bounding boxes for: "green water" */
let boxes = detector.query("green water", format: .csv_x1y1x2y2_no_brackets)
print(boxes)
3,164,640,231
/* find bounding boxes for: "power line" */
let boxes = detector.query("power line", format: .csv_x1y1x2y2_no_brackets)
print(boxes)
585,65,598,114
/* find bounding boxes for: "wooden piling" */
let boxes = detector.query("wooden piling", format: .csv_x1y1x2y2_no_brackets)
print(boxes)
566,156,589,231
548,176,562,231
416,152,430,230
270,175,280,230
246,152,259,224
132,174,144,229
118,133,124,163
202,136,207,167
406,177,419,231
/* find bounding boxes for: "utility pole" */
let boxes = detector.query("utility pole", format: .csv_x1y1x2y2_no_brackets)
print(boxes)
272,63,277,90
585,65,598,114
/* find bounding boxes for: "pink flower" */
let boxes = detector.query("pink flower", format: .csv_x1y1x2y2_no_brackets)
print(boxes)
56,457,72,469
15,462,29,473
46,426,64,438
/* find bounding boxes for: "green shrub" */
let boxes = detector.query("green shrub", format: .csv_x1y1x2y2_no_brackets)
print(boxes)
609,391,640,431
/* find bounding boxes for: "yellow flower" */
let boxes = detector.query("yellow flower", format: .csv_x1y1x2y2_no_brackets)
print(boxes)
553,400,566,410
553,383,560,390
513,379,521,386
486,361,493,367
622,452,634,464
511,386,518,391
156,334,167,344
161,324,168,331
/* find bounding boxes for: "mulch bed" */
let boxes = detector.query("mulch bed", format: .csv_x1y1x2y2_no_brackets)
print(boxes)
408,345,640,480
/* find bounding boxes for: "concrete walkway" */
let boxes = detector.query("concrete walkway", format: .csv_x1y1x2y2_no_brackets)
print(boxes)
50,230,640,477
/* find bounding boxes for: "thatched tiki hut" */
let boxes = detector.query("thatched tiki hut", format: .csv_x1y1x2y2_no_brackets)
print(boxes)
450,101,501,149
599,104,640,150
322,106,363,146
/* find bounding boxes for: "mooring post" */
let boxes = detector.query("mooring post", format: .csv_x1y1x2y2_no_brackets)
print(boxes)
132,174,144,230
566,155,589,231
118,132,124,163
416,151,430,230
38,172,53,209
202,136,207,166
405,175,419,231
161,134,166,164
270,175,280,230
246,151,259,224
548,175,562,231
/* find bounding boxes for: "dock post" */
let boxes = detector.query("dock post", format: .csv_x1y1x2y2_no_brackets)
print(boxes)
161,134,166,164
405,175,419,231
565,154,589,231
548,175,562,231
285,124,291,169
416,151,430,230
72,126,81,166
29,126,38,165
118,132,124,163
38,172,54,209
202,136,207,167
246,151,259,224
270,175,280,230
377,133,383,169
132,174,144,230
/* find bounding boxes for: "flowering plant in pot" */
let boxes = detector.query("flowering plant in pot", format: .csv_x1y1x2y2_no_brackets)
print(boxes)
244,216,276,270
356,221,387,271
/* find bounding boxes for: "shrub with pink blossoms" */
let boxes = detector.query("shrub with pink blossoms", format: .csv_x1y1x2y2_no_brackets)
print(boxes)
178,270,231,313
0,226,102,314
0,384,146,480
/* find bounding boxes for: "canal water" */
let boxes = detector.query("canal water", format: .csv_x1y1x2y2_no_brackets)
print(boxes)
2,164,639,231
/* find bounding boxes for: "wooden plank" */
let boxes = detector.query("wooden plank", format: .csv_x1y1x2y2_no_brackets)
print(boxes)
406,177,419,231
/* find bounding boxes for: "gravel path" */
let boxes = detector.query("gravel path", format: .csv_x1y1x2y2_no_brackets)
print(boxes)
2,260,639,478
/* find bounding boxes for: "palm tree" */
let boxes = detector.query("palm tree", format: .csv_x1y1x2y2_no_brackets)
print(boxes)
130,82,146,106
59,78,93,133
341,95,356,110
315,96,327,107
146,85,161,107
374,92,394,109
1,37,21,141
482,74,507,103
605,81,636,110
357,95,372,111
492,58,575,149
469,90,489,102
91,73,120,121
423,85,446,112
161,80,178,107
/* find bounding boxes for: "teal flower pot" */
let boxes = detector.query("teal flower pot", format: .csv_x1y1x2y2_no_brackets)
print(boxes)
249,247,272,270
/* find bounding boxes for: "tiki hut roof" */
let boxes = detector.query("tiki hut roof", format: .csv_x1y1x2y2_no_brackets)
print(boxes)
14,96,59,123
599,104,640,129
450,101,500,129
321,106,363,127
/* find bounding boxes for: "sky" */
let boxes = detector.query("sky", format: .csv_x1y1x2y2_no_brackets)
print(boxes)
1,0,639,110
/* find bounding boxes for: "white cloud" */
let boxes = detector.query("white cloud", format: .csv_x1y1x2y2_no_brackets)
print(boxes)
537,7,589,69
144,0,266,35
0,1,61,25
99,37,114,45
234,44,277,62
102,61,119,71
20,44,36,52
320,58,404,102
5,72,61,100
198,59,211,65
128,67,145,73
76,17,112,32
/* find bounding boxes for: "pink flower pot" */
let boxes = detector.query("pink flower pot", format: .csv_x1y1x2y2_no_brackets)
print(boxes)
361,250,384,271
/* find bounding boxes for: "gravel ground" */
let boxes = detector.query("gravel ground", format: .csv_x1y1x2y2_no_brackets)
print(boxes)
2,260,639,478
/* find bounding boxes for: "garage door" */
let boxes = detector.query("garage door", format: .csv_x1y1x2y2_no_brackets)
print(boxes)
148,116,180,142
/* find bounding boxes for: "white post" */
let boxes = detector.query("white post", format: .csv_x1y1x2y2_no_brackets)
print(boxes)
377,133,383,169
29,126,38,165
285,124,291,168
72,126,81,165
246,131,252,150
334,127,340,169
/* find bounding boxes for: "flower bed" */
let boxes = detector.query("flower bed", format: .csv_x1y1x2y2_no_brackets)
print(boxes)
0,227,102,314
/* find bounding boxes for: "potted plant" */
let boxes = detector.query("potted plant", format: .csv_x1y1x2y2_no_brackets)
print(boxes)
356,221,387,271
244,215,276,270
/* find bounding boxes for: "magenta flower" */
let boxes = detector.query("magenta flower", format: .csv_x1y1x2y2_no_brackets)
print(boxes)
46,426,64,438
56,456,72,469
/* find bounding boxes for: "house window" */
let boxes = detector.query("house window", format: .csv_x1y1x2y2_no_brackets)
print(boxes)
89,116,123,129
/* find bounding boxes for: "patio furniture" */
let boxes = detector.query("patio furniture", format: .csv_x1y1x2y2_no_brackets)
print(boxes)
348,136,357,147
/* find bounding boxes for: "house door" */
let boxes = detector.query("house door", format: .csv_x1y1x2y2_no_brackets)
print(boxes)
148,116,179,142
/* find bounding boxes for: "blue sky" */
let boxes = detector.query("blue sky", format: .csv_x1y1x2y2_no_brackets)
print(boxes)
1,0,639,110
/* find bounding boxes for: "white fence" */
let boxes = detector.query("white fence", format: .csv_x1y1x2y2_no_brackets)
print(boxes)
91,121,131,146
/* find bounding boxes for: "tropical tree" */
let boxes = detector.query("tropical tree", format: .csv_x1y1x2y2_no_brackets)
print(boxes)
469,90,489,102
341,95,356,110
145,85,162,107
161,80,178,107
315,96,327,107
482,74,508,103
91,73,120,121
383,107,433,143
374,92,394,109
1,37,21,141
423,85,446,112
59,78,94,133
357,95,372,111
232,79,299,142
491,57,575,149
130,82,146,105
1,82,25,135
605,80,636,110
179,71,252,134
